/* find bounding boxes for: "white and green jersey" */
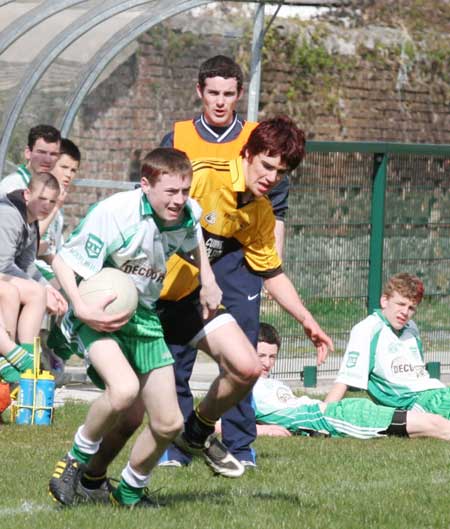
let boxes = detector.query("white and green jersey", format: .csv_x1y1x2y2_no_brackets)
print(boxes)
59,188,203,310
253,377,396,439
336,310,444,409
0,165,31,193
36,209,65,279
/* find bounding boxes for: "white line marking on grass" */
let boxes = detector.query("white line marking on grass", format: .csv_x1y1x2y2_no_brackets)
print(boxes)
0,501,53,515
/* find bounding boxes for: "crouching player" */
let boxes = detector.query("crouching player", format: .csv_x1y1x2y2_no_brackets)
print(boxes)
48,148,221,508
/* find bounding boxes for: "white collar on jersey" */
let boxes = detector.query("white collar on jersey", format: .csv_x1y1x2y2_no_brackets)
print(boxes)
199,113,240,143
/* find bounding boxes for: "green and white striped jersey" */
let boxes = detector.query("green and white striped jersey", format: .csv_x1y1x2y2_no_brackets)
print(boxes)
336,310,443,409
59,188,202,310
253,377,395,439
0,165,31,193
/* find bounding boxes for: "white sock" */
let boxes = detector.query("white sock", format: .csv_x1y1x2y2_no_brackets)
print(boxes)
71,424,102,455
121,461,150,488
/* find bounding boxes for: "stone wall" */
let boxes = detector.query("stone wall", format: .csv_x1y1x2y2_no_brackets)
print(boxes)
60,6,449,232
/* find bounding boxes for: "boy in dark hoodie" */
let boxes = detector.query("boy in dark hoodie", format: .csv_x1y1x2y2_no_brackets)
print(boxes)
0,172,67,380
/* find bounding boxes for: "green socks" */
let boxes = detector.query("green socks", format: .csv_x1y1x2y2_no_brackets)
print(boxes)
0,344,36,382
112,478,143,506
5,345,34,373
69,443,93,465
0,357,20,383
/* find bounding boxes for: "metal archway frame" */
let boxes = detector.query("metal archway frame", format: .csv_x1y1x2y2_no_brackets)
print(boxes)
0,0,212,173
0,0,347,173
60,0,211,136
0,0,88,55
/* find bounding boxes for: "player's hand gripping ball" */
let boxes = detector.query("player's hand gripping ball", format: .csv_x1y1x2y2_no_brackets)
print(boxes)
78,268,138,317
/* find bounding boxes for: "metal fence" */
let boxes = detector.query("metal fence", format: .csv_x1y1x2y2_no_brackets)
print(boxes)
269,142,450,381
29,140,450,381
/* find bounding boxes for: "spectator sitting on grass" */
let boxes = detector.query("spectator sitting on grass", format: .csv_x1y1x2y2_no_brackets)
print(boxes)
325,273,450,423
243,322,450,441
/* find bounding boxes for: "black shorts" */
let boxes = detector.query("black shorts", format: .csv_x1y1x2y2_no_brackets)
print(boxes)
156,288,233,346
383,409,408,437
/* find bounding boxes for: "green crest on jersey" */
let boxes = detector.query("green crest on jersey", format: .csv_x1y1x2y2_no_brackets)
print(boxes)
346,351,360,368
166,243,178,256
85,233,104,258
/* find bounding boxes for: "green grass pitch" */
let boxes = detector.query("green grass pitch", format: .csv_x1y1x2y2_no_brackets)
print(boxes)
1,400,450,529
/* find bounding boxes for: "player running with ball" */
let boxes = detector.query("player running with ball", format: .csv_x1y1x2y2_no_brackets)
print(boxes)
48,148,221,508
73,117,333,499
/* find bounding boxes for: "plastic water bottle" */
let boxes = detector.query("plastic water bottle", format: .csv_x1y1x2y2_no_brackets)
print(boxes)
34,371,55,425
16,370,34,425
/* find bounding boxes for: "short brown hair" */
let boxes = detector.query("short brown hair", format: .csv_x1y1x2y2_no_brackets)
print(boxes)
28,124,61,150
28,172,60,193
141,147,192,185
258,322,281,350
382,273,425,305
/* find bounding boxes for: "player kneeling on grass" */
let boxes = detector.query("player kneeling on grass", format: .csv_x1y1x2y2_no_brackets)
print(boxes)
250,322,450,442
48,148,221,508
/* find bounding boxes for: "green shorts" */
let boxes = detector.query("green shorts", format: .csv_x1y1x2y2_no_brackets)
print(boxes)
264,398,394,439
413,387,450,418
324,398,396,439
49,304,173,389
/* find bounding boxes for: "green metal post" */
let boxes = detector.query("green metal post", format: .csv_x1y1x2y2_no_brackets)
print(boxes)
303,366,317,388
367,152,388,314
426,361,441,380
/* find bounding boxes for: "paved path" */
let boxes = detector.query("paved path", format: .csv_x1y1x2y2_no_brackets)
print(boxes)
55,360,335,407
56,356,450,407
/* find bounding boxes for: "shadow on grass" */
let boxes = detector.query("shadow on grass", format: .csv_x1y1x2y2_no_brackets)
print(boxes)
160,488,305,506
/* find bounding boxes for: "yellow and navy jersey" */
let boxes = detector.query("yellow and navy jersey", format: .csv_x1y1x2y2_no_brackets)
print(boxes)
160,157,282,301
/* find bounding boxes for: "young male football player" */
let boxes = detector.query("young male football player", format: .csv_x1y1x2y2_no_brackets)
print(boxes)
160,55,288,467
250,322,450,442
37,138,82,285
76,117,333,500
326,273,450,419
48,148,222,508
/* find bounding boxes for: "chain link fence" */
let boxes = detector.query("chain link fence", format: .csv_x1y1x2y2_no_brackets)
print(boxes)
269,142,450,381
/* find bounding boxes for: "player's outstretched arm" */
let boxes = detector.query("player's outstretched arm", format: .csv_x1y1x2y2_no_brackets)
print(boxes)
263,272,333,365
324,382,348,403
256,424,292,437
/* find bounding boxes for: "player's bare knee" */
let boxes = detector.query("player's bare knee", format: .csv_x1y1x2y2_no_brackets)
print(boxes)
152,411,183,441
106,385,139,413
235,358,262,386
